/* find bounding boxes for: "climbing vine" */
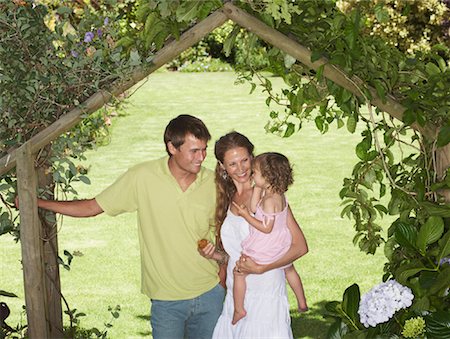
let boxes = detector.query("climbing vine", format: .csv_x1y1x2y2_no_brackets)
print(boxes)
0,0,135,237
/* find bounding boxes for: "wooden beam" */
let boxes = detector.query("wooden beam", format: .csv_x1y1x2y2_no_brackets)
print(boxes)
17,143,49,338
0,8,228,176
222,2,434,137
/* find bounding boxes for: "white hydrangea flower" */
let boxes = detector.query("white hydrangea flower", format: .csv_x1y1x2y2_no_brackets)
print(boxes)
358,280,414,328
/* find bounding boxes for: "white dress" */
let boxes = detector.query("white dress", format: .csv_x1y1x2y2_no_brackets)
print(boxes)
212,210,293,339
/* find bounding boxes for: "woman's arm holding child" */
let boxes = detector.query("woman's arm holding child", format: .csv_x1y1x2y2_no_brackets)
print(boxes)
237,205,308,274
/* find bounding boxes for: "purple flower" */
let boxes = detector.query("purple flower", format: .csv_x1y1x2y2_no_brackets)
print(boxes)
104,17,109,26
70,50,79,58
84,31,94,43
97,28,103,38
440,257,450,266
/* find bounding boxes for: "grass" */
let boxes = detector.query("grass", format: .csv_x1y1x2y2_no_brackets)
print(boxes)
1,71,390,338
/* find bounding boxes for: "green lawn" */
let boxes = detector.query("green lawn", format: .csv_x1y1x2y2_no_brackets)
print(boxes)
1,71,389,338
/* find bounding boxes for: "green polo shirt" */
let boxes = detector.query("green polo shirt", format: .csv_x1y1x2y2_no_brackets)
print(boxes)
95,156,219,300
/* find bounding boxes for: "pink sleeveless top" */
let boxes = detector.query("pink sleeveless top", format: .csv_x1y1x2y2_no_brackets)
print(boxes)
241,198,292,264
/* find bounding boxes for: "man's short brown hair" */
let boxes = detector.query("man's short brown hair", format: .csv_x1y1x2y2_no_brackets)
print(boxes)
164,115,211,156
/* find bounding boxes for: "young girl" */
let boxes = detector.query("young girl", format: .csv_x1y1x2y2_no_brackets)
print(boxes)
232,152,308,325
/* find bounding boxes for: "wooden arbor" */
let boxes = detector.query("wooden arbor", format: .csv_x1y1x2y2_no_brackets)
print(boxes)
0,3,449,338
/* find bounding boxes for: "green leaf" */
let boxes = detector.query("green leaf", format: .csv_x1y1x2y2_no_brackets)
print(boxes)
327,319,349,339
437,125,450,147
53,171,62,183
64,250,74,266
78,175,91,185
317,64,325,81
362,168,376,188
380,183,386,198
283,123,295,138
176,1,200,22
355,141,369,160
341,89,353,104
394,221,417,250
223,25,239,57
403,109,416,126
419,271,438,290
429,266,450,295
325,300,341,316
341,284,361,330
420,202,450,218
346,9,360,51
434,55,447,72
374,5,389,23
315,116,324,132
306,84,320,101
438,230,450,259
425,62,441,76
129,50,141,66
374,204,388,215
425,311,450,339
144,13,158,37
347,116,356,133
396,262,426,285
56,6,72,15
168,21,181,40
91,328,102,336
411,296,430,312
0,183,11,191
416,216,444,255
384,237,396,262
153,30,169,50
341,204,352,219
116,36,135,49
373,80,386,103
0,290,18,298
311,50,322,63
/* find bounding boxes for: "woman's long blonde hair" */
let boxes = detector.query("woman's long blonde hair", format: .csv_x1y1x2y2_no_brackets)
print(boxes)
214,132,254,246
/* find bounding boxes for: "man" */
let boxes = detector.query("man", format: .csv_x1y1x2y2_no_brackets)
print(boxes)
25,115,224,338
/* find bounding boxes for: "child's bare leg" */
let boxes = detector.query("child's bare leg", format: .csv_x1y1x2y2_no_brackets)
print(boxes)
232,270,247,324
285,265,308,312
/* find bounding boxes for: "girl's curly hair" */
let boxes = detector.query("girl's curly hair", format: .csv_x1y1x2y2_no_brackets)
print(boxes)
254,152,293,194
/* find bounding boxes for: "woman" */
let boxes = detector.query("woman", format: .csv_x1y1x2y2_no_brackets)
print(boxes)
200,131,308,338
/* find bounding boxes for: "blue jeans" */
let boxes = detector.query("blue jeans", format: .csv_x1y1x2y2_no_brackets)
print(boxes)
150,284,225,339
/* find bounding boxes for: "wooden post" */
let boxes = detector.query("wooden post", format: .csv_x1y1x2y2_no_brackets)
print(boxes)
436,143,450,203
17,143,49,338
37,155,63,337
